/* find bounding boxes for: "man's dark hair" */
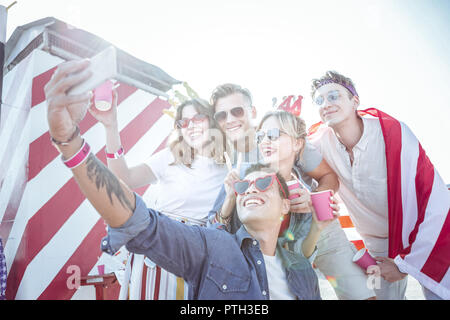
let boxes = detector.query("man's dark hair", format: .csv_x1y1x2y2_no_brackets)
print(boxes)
244,163,289,199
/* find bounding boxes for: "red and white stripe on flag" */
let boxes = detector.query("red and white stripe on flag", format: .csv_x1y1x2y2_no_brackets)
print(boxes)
338,209,365,251
309,108,449,299
360,108,449,300
0,49,172,299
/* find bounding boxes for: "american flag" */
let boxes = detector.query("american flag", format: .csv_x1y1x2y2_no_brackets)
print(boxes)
0,49,173,299
309,108,450,299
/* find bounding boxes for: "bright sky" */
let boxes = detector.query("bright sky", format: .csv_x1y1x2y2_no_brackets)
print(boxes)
3,0,450,182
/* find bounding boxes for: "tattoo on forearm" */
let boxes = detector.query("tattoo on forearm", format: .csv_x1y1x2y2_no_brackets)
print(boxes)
85,153,134,212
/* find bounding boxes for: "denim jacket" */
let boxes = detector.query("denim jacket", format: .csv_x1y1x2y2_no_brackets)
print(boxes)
102,194,320,300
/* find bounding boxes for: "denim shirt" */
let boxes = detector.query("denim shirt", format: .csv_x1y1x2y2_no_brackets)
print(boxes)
102,194,320,300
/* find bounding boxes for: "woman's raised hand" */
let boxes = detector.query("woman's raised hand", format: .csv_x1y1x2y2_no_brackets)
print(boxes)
223,152,242,198
288,179,313,214
88,86,119,128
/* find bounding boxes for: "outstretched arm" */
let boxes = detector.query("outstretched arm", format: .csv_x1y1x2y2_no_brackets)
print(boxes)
45,59,135,227
44,60,216,286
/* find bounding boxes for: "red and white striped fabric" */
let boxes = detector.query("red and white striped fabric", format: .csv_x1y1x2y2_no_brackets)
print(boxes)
123,252,189,300
0,49,173,299
337,209,365,251
309,108,450,299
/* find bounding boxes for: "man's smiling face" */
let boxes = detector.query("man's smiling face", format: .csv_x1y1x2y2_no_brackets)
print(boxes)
313,83,358,126
236,170,289,228
214,92,255,143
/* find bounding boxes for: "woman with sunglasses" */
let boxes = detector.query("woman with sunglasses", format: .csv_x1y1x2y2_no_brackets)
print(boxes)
89,94,228,299
255,110,377,300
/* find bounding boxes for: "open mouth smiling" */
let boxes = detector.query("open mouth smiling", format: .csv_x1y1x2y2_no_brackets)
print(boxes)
261,147,276,157
188,130,204,139
226,123,242,132
243,196,266,208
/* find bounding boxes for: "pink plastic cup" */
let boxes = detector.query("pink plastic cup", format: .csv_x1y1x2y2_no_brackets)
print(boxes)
97,264,105,275
94,80,113,111
286,180,301,200
310,190,333,221
353,248,377,270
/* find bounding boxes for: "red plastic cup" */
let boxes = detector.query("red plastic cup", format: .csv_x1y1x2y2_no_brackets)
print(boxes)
353,248,377,270
310,190,333,221
94,80,113,111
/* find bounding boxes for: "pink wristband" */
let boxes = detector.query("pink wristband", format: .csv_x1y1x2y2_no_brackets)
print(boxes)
288,193,301,200
287,182,301,191
63,140,91,169
106,146,124,159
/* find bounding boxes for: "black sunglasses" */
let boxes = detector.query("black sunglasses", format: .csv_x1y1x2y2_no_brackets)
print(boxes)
213,106,245,123
255,128,287,144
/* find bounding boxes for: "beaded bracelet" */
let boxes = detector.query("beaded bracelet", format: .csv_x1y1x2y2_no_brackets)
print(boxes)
51,126,80,146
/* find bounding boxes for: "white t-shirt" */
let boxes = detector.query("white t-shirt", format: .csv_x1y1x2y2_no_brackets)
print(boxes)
263,252,296,300
144,148,227,223
309,117,389,253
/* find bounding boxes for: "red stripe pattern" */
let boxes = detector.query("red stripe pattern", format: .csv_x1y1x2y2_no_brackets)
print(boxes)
153,266,162,300
404,143,434,256
421,213,450,283
6,84,139,299
370,108,404,259
4,59,172,300
360,108,449,296
141,263,148,300
31,67,57,108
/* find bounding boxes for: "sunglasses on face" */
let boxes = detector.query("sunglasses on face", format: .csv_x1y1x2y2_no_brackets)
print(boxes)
213,106,246,123
176,113,208,129
313,90,341,106
233,173,287,199
255,128,287,144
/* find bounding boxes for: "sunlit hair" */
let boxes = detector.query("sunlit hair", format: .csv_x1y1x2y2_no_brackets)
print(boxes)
243,163,289,200
168,98,226,167
210,83,253,109
310,70,358,99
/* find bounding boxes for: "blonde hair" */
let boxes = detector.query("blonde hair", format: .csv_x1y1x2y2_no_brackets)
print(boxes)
257,110,307,160
168,98,226,167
